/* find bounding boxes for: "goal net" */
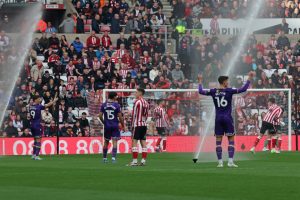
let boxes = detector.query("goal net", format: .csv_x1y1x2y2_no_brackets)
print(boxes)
100,88,292,152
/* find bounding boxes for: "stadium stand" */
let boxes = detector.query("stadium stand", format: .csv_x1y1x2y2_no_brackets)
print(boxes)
0,0,299,137
178,0,300,19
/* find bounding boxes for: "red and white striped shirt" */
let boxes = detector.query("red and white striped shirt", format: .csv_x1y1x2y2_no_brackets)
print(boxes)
153,106,169,128
132,97,149,127
115,49,126,58
119,69,129,78
177,124,188,135
263,104,283,125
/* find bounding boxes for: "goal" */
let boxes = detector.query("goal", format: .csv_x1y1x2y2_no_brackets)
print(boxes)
101,88,292,151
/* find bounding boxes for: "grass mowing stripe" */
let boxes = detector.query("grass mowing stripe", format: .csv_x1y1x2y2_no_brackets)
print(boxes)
0,152,300,200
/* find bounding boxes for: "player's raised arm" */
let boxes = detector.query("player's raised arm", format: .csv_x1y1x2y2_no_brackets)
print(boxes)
45,97,58,108
235,71,254,94
198,74,211,96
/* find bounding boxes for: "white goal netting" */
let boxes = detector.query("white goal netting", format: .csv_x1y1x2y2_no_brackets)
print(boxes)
85,88,292,150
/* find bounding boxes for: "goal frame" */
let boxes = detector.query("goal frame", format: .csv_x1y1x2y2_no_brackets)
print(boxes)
102,88,292,151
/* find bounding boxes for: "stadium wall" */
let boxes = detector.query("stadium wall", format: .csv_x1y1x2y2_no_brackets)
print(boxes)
200,18,300,35
0,136,297,156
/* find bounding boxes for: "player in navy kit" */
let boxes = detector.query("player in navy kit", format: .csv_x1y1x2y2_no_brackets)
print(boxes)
30,95,58,160
99,92,124,163
198,72,254,167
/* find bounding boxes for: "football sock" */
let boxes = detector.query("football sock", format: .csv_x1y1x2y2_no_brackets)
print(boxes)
142,148,148,160
216,141,222,160
271,138,276,149
267,139,271,149
33,141,37,156
156,138,162,148
132,147,138,163
35,142,41,156
162,139,166,151
253,136,262,147
103,148,108,158
277,139,282,150
112,147,117,158
228,141,235,160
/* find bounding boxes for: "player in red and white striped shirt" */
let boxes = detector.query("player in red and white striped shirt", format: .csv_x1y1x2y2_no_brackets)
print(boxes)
250,98,284,153
272,110,285,153
153,100,169,152
128,88,150,166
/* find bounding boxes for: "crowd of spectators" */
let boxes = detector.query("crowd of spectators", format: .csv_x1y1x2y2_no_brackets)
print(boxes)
58,0,167,34
1,27,299,137
173,0,300,20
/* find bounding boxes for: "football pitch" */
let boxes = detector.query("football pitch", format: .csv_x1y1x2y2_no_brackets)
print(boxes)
0,152,300,200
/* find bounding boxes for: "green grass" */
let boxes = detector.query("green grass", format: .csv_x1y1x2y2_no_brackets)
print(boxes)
1,152,300,200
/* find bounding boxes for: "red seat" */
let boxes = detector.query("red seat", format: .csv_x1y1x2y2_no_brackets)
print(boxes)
86,19,92,25
84,25,91,33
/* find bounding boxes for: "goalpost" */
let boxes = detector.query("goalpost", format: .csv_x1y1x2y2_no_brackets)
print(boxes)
102,88,292,151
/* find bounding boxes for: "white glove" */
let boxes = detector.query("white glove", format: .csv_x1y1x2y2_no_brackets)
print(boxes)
280,121,285,126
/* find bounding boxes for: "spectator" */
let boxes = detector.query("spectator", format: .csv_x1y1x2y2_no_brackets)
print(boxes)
45,22,57,33
92,14,101,33
42,108,53,136
154,37,165,55
280,18,289,34
48,32,60,49
59,13,75,33
293,39,300,56
111,14,121,34
79,112,89,133
65,107,77,124
0,15,10,32
86,31,101,48
172,64,185,84
210,15,220,35
170,0,185,24
13,115,23,132
30,59,44,82
101,31,112,49
149,65,159,82
20,128,32,137
116,32,129,49
76,13,85,34
277,31,290,49
39,33,49,50
4,121,18,137
0,30,9,52
72,121,83,136
71,37,84,53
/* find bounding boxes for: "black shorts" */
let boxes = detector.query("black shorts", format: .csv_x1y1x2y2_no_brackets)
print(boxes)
133,126,147,140
260,121,276,135
156,127,166,136
275,125,281,132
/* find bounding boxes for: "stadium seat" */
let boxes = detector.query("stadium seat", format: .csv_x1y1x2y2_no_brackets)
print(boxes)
84,25,91,33
42,62,49,69
79,110,89,117
60,75,67,83
86,19,92,25
44,68,53,75
71,109,79,118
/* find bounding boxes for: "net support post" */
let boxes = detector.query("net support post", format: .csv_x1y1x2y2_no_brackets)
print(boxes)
288,88,292,151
